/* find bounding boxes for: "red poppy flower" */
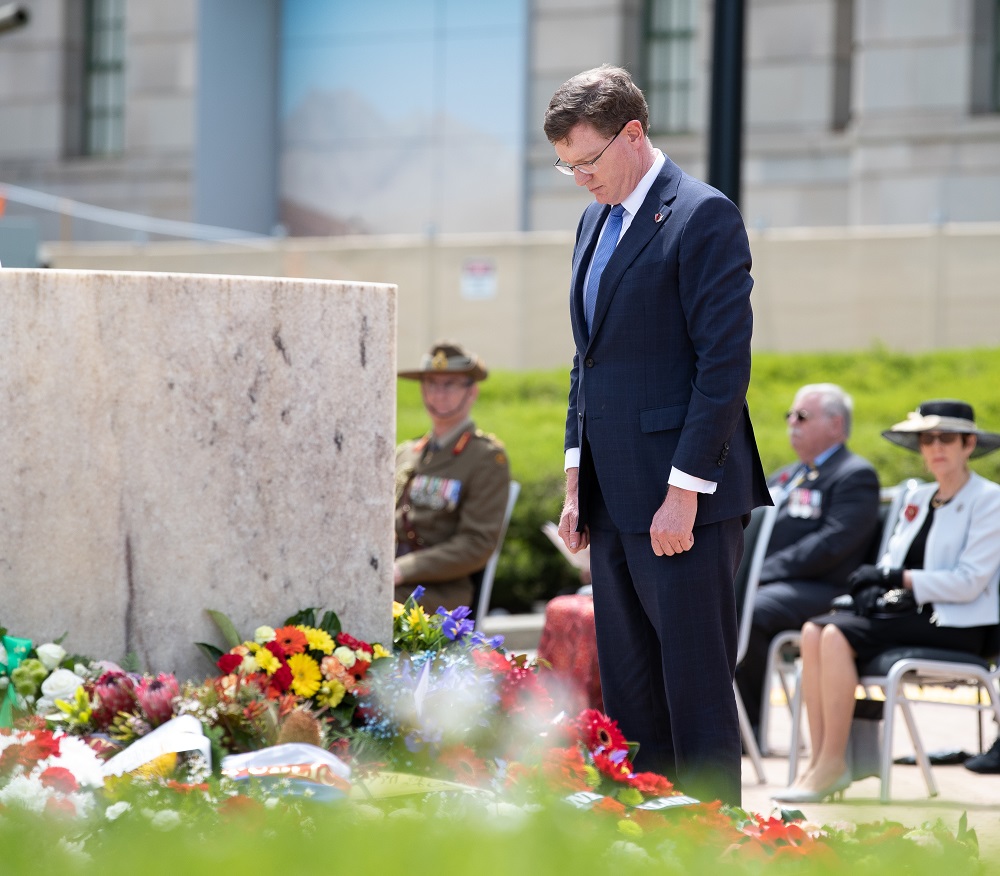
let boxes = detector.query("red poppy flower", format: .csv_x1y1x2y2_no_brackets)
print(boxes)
904,504,919,521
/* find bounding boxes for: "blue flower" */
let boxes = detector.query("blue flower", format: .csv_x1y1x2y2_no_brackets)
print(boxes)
436,605,475,641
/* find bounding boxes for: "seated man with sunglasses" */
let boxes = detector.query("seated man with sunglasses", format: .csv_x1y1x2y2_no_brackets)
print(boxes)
735,383,881,742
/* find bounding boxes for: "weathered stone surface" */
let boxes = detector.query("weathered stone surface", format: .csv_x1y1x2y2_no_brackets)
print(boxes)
0,269,396,679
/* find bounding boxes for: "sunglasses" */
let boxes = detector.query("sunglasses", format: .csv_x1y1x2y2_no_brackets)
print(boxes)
785,409,811,422
918,432,963,447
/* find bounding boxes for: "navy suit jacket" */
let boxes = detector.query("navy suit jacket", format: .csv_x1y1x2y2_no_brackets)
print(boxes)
762,446,881,587
565,156,770,533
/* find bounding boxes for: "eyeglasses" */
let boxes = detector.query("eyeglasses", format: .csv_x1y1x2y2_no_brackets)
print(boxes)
918,432,963,447
422,379,473,395
786,409,812,423
553,122,628,176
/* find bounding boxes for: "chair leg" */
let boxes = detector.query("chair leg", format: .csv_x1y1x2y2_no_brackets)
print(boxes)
735,681,766,784
787,667,804,786
879,682,897,804
899,696,938,798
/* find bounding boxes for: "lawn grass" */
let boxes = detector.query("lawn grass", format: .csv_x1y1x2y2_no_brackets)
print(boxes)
398,347,1000,610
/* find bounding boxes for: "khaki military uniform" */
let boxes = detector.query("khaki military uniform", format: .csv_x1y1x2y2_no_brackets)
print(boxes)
394,419,510,610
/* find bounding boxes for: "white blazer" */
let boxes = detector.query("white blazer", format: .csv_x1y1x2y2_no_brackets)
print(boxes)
880,472,1000,628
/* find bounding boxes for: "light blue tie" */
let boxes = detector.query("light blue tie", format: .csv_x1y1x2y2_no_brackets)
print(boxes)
584,204,625,333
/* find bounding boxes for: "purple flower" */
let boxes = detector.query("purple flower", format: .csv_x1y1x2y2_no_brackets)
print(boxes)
436,605,474,640
411,585,426,601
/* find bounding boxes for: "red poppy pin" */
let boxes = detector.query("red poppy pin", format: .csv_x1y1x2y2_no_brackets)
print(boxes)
904,504,919,521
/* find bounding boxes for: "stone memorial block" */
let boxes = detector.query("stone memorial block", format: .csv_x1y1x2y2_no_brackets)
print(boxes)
0,269,396,679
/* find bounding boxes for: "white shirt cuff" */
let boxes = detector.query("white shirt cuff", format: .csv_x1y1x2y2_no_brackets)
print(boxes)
669,467,717,494
565,447,581,471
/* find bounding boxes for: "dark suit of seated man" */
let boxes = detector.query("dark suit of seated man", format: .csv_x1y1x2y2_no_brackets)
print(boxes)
393,340,510,612
735,383,880,737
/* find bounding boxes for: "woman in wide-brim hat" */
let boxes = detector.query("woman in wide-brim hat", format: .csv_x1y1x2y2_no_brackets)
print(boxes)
774,400,1000,804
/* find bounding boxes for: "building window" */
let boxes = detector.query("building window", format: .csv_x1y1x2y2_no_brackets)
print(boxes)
644,0,696,134
971,0,1000,113
83,0,126,155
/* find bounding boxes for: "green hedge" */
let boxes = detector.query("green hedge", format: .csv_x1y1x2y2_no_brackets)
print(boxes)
398,347,1000,612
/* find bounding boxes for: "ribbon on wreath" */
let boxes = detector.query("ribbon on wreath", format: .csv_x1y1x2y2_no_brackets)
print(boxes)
0,634,33,727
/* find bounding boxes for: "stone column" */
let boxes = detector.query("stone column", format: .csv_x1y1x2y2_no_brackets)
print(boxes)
0,269,396,680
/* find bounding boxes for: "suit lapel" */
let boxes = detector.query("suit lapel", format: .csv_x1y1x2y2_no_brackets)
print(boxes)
586,159,682,347
571,204,608,348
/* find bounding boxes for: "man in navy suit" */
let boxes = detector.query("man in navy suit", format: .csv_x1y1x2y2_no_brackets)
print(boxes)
735,383,880,740
544,65,770,805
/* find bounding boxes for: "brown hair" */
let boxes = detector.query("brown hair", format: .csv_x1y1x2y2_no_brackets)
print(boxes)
543,65,649,143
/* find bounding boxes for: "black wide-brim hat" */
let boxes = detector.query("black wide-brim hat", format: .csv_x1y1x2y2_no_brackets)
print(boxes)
398,339,488,382
881,399,1000,458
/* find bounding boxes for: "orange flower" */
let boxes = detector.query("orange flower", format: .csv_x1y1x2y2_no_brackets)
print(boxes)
273,626,308,655
541,746,590,792
438,745,489,786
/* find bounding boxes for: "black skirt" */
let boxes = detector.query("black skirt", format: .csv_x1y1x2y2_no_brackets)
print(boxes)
809,604,990,665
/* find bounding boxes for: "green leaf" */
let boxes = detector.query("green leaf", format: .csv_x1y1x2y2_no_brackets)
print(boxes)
205,609,243,649
319,609,342,639
284,607,319,628
195,641,224,667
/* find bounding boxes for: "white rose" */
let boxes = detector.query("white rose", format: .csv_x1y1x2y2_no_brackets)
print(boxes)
36,642,68,671
254,626,276,644
36,668,86,714
333,646,356,669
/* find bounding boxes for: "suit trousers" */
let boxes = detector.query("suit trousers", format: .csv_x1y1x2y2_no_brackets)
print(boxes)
587,476,745,806
735,580,844,729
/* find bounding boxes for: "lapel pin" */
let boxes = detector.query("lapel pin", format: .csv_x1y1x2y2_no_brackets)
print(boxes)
654,212,665,223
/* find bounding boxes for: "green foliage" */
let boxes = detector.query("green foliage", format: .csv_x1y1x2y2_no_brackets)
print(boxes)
397,347,1000,612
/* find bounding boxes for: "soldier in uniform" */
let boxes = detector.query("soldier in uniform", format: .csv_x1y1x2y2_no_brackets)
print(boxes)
394,340,511,611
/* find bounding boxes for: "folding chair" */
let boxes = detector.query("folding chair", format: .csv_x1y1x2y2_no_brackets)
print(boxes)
767,479,920,764
857,625,1000,802
733,503,779,783
470,480,520,630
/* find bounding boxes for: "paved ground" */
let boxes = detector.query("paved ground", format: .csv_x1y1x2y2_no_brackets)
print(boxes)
743,693,1000,860
487,614,1000,858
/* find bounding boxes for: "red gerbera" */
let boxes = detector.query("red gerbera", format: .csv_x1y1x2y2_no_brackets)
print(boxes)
574,709,628,754
627,770,674,796
593,750,633,782
273,626,308,655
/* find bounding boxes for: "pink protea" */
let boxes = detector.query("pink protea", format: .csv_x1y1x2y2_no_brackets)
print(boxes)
135,673,180,726
91,671,137,730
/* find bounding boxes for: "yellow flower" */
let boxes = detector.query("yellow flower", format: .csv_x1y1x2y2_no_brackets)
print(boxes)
392,601,406,619
256,647,280,675
406,605,427,626
287,653,322,698
372,643,391,660
302,626,334,655
254,626,276,644
315,678,346,708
